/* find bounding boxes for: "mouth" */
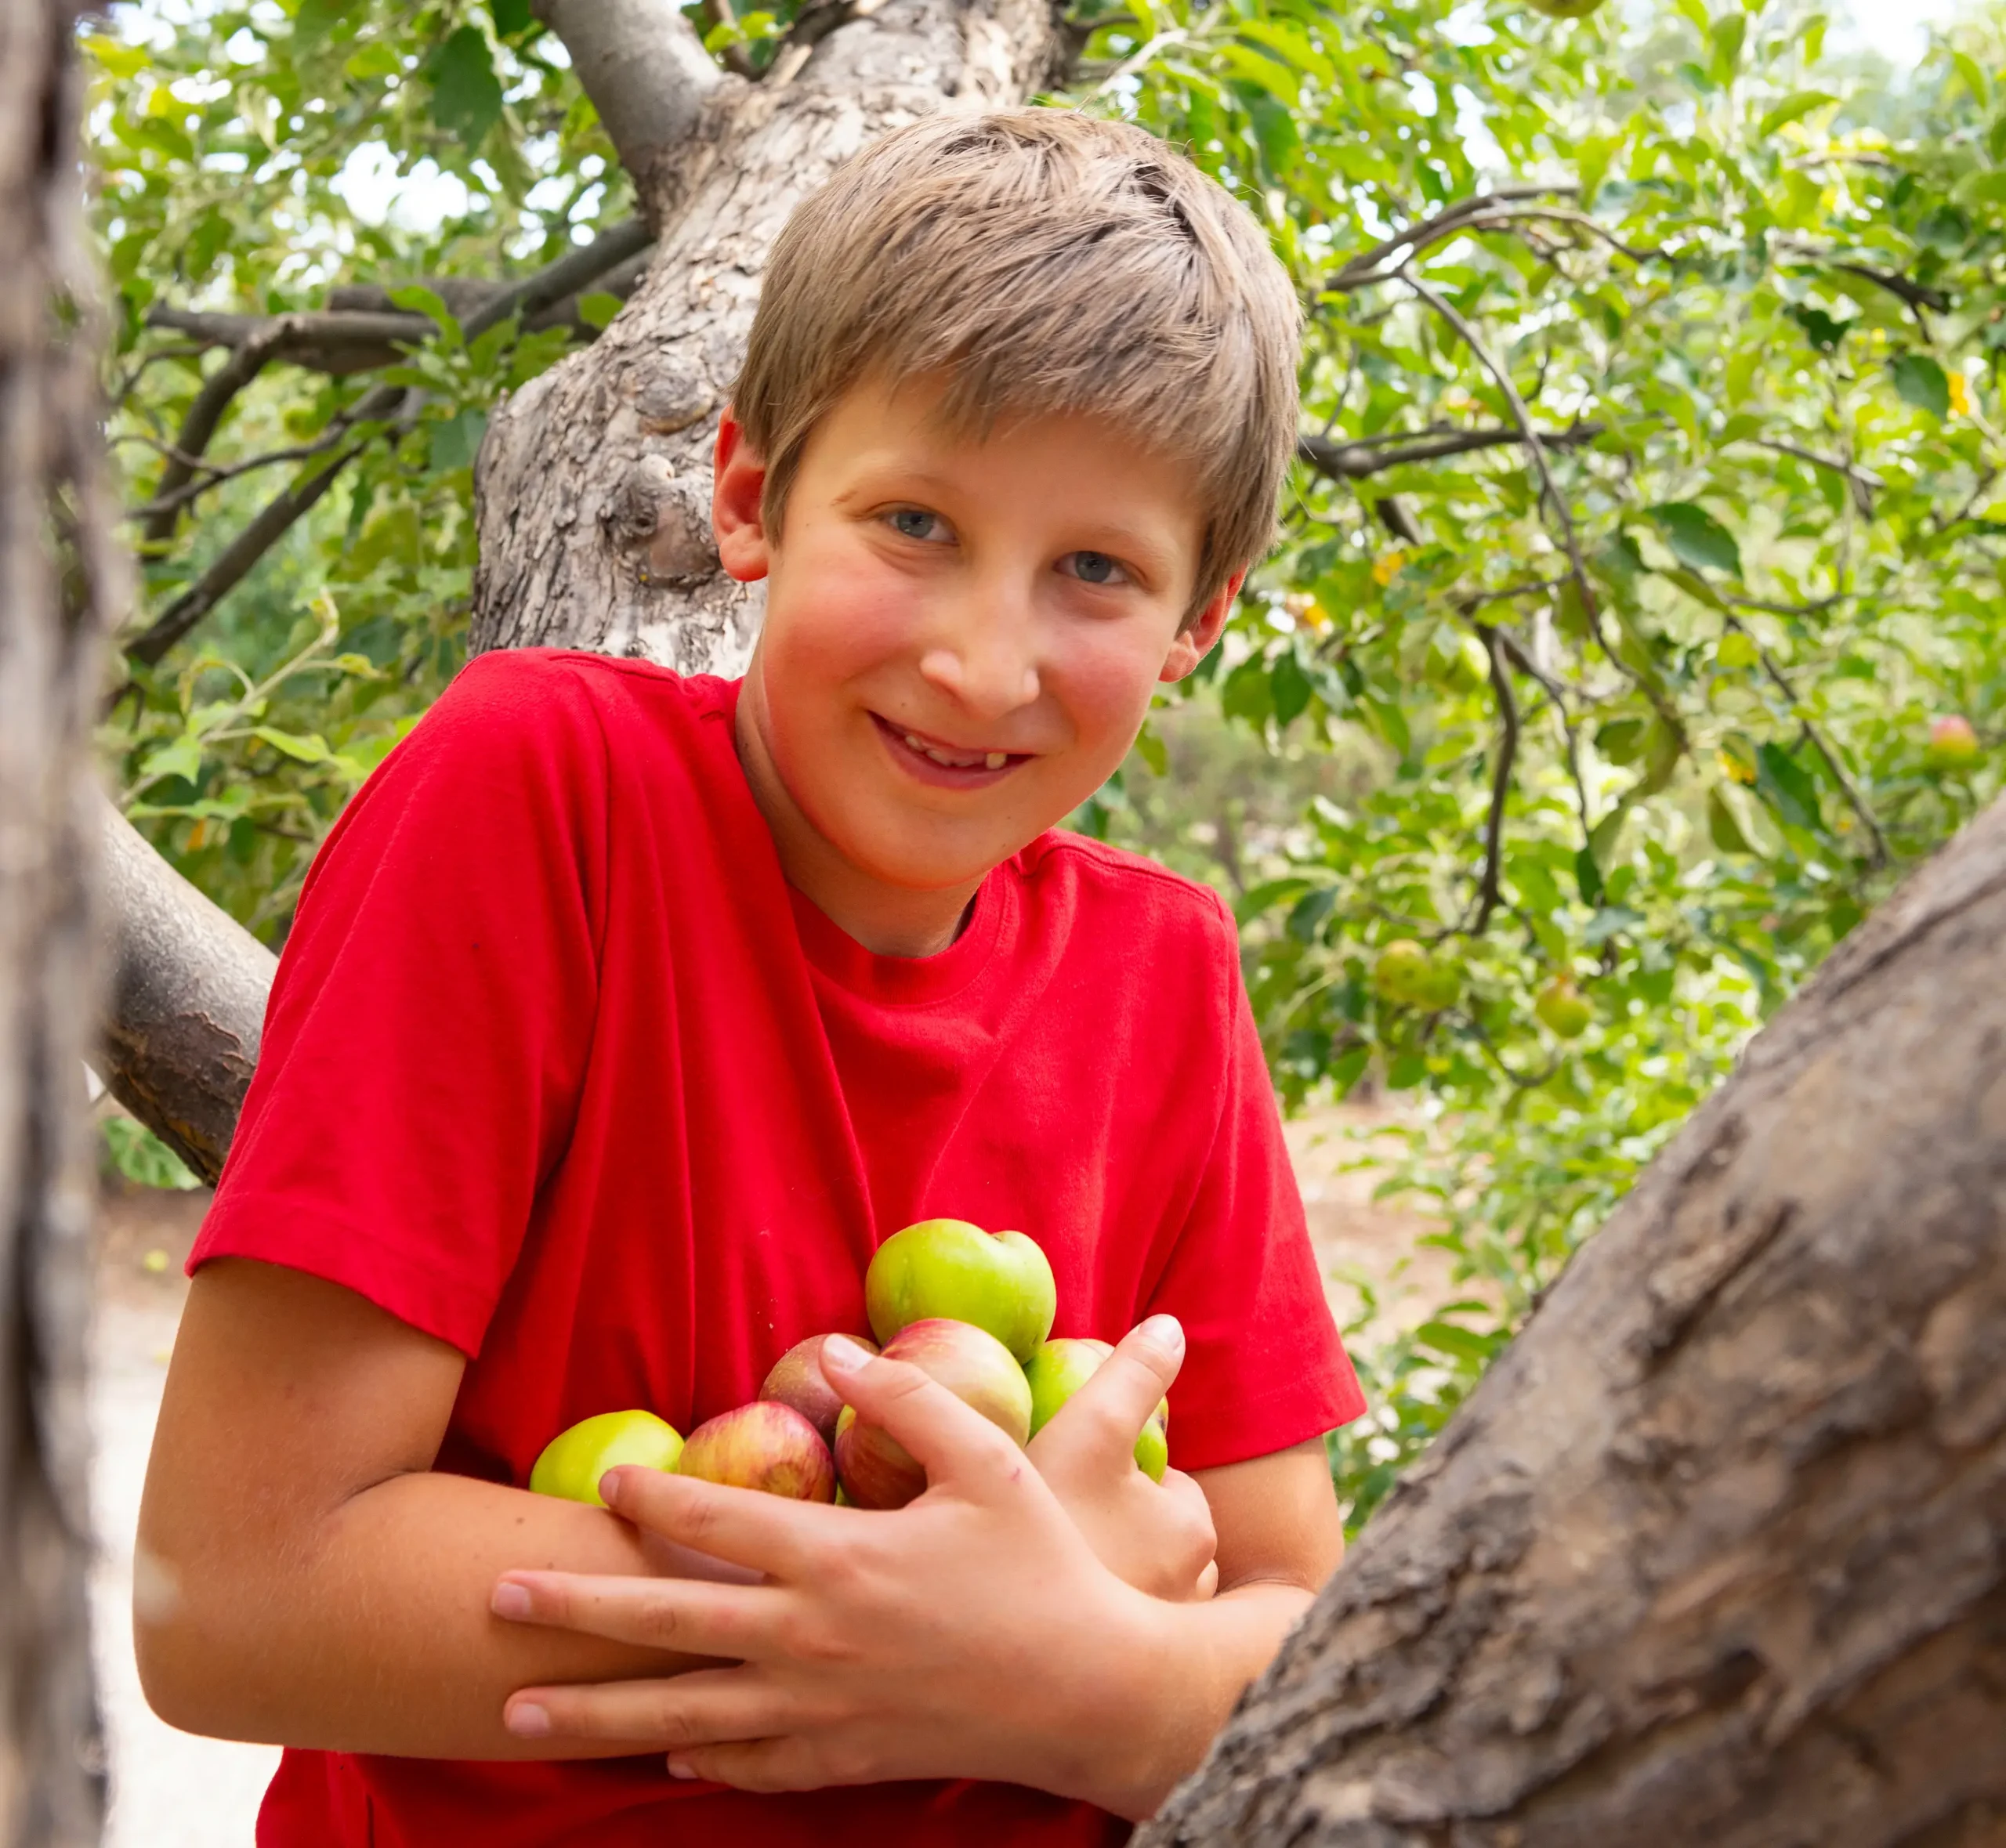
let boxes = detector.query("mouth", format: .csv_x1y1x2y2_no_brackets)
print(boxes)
869,713,1032,790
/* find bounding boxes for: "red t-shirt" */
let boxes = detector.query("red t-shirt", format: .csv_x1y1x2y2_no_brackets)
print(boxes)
192,649,1363,1848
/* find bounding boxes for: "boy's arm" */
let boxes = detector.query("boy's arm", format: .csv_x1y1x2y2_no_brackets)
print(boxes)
136,1258,725,1759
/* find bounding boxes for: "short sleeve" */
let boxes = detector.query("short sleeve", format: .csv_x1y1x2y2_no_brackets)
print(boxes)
190,653,608,1357
1145,915,1367,1470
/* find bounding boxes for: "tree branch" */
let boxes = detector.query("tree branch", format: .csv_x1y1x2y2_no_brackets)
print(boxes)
96,792,276,1185
534,0,728,218
1298,421,1602,481
1324,186,1587,294
123,218,654,666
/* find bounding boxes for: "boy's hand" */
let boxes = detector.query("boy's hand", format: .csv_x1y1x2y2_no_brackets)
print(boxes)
1025,1318,1218,1602
491,1333,1184,1812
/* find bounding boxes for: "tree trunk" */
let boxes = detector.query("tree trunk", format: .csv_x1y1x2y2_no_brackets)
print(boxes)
1137,797,2006,1848
0,4,114,1842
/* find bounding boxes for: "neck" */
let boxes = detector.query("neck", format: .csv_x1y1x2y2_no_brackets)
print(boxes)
734,682,982,960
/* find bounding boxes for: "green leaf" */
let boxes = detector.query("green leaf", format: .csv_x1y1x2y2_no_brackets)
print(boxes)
139,736,204,787
576,291,624,332
101,1117,201,1192
491,0,538,38
1271,650,1313,725
427,407,487,475
1891,353,1950,421
430,25,505,153
1574,842,1605,907
1755,741,1821,832
1758,91,1837,136
1707,11,1746,81
344,42,404,81
252,727,332,764
1133,721,1168,776
1413,1320,1501,1366
1649,502,1742,577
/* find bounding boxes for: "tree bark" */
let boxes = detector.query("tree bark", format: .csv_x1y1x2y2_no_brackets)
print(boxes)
1,3,113,1842
1138,796,2006,1848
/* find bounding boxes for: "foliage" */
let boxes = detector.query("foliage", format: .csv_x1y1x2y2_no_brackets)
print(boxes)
101,1115,203,1191
1082,0,2006,1524
91,0,2006,1535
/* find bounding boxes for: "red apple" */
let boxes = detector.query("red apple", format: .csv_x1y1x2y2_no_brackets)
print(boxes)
1927,714,1982,771
675,1401,835,1502
759,1333,879,1445
834,1318,1033,1510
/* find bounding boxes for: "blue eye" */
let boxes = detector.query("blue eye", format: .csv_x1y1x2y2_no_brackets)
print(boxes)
1066,552,1127,585
889,508,947,541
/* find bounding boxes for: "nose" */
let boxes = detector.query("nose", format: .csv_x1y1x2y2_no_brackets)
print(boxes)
916,576,1041,721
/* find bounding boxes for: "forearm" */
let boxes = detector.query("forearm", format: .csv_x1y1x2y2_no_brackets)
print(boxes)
137,1469,715,1759
1093,1581,1317,1821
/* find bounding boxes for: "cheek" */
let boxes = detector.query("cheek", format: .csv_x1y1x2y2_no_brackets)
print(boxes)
763,537,922,692
1045,623,1172,749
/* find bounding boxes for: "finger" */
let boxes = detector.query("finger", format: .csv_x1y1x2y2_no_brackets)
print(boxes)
491,1568,791,1662
504,1665,790,1749
666,1735,838,1794
1194,1559,1220,1600
820,1333,1027,1495
1027,1315,1183,1470
596,1463,820,1580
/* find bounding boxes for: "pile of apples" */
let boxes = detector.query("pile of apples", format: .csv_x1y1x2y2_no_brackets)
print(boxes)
530,1218,1168,1510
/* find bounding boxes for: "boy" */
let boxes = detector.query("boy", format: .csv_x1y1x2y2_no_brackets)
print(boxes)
136,108,1365,1844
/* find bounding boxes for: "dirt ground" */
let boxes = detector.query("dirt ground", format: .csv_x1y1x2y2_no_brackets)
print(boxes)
85,1105,1443,1842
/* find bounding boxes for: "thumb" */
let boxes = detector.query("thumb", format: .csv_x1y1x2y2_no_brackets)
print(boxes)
1028,1315,1182,1473
820,1333,1028,1500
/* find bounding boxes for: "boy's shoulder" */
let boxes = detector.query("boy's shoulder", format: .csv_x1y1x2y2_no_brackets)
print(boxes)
1014,830,1240,967
444,646,730,725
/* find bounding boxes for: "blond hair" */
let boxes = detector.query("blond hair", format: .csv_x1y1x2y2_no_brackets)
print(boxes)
731,109,1302,619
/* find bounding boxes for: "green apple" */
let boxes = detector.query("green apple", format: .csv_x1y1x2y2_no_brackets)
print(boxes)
529,1409,684,1506
1023,1336,1170,1483
1926,714,1982,771
759,1333,879,1445
1372,938,1433,1005
677,1401,835,1502
835,1318,1034,1509
865,1219,1056,1362
1535,978,1592,1040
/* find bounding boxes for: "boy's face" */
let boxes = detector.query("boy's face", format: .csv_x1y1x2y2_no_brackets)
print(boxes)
715,377,1237,905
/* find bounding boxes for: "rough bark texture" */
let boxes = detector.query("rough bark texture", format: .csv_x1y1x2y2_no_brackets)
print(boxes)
1138,798,2006,1848
471,0,1069,674
96,798,275,1188
0,3,111,1842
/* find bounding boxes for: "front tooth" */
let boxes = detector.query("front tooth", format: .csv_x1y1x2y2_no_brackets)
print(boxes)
905,733,925,750
985,752,1006,769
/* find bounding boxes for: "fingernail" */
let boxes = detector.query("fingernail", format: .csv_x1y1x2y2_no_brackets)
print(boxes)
598,1467,626,1508
821,1333,871,1372
491,1582,533,1621
1140,1315,1185,1360
667,1758,699,1780
505,1702,551,1738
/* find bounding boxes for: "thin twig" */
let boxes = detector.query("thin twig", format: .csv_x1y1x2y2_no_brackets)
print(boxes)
1327,186,1577,291
1298,421,1602,481
1739,435,1881,516
1468,625,1519,933
126,427,350,522
1726,614,1889,869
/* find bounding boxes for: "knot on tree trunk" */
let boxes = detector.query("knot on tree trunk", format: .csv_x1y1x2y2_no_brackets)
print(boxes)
605,455,719,585
635,362,715,436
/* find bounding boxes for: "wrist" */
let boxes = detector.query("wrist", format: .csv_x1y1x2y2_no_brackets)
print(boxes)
1052,1589,1218,1821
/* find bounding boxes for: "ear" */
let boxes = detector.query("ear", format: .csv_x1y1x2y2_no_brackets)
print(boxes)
1158,570,1244,683
712,407,772,584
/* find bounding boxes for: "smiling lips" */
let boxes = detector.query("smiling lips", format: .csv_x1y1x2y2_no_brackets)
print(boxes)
871,713,1027,787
